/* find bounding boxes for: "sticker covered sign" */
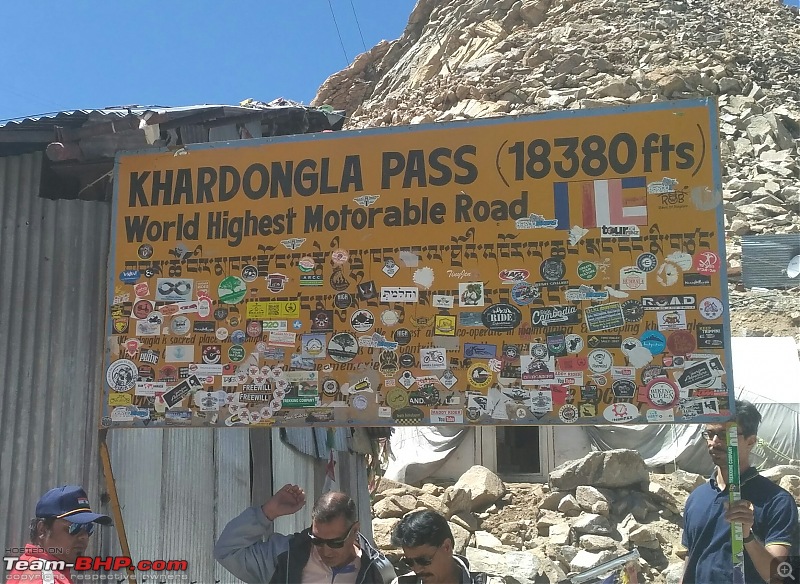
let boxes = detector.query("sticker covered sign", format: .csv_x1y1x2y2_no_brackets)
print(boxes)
103,98,734,428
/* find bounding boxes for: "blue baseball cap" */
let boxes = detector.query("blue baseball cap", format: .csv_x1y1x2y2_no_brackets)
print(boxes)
35,485,112,525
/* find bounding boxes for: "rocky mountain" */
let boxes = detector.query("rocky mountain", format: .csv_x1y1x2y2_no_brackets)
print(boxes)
372,455,800,583
313,0,800,345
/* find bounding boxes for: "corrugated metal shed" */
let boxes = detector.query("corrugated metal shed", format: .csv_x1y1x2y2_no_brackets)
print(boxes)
741,233,800,289
0,151,109,566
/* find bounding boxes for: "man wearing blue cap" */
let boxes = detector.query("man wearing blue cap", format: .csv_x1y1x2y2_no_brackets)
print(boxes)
8,485,112,584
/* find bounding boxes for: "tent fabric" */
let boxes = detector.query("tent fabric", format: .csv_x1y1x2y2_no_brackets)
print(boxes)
384,426,469,484
587,337,800,473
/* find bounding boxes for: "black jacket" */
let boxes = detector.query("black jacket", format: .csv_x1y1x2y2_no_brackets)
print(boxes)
270,529,396,584
392,554,487,584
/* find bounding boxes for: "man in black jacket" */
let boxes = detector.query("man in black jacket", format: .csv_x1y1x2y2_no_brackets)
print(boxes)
391,510,487,584
214,483,395,584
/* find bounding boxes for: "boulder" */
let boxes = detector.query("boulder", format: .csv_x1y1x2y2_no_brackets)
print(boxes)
452,465,506,511
550,450,649,490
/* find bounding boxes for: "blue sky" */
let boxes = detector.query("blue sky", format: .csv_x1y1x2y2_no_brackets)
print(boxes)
0,1,417,123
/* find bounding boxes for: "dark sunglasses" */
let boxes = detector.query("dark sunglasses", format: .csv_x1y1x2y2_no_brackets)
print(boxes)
68,522,95,536
307,524,355,549
402,545,442,567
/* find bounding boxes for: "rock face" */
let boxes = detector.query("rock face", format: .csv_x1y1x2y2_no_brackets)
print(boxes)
372,455,800,583
314,0,800,346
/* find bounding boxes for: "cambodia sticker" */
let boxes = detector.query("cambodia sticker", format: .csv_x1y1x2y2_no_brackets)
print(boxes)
218,276,246,304
328,333,358,363
467,363,493,389
107,359,138,392
531,305,580,327
698,297,724,320
459,282,485,307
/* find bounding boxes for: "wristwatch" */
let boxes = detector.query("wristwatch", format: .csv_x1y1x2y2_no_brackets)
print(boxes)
742,532,756,544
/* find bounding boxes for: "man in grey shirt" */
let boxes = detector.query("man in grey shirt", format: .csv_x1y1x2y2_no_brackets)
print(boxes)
214,483,395,584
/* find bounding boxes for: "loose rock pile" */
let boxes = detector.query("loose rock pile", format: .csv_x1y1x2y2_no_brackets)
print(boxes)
314,0,800,345
371,450,800,583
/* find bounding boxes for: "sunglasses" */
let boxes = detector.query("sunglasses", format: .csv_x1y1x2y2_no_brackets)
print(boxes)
402,545,442,568
67,522,95,536
307,524,355,549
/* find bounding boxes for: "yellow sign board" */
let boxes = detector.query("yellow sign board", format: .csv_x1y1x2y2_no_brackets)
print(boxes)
103,99,733,428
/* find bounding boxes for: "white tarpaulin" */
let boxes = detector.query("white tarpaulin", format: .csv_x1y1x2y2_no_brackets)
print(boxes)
588,337,800,474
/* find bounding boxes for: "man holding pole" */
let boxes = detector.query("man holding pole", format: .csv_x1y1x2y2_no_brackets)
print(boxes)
681,400,798,583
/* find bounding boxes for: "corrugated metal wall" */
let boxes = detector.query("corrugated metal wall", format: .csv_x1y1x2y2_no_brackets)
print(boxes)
741,233,800,289
0,152,253,584
0,152,110,564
